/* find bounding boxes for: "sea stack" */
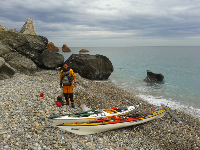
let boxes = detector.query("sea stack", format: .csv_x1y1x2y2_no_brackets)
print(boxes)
62,44,71,52
20,18,37,35
47,42,59,52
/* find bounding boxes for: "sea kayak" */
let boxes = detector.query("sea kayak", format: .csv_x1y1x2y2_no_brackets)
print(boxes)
57,106,166,135
45,106,135,126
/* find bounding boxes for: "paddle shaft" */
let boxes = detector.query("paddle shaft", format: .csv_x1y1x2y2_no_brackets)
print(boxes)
161,104,182,123
126,100,146,114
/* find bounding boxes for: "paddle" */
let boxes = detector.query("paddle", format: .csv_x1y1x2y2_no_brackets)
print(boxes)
161,104,182,123
126,100,146,114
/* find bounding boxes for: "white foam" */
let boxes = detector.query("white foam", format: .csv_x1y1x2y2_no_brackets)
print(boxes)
137,94,200,119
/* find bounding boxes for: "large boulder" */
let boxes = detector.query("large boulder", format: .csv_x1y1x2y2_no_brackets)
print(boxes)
66,54,113,80
47,42,59,52
0,30,48,66
39,50,64,69
20,18,37,35
62,44,71,52
143,70,164,82
2,52,37,75
0,57,16,80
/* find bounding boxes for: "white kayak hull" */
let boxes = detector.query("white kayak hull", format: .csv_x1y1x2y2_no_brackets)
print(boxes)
57,111,166,135
46,106,135,126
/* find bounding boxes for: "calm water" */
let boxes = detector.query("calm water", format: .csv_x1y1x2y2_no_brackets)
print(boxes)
59,47,200,117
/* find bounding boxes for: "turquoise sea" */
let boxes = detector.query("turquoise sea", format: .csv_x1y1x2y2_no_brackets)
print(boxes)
59,47,200,117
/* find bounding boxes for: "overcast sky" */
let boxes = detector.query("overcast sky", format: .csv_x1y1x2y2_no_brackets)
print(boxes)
1,0,200,47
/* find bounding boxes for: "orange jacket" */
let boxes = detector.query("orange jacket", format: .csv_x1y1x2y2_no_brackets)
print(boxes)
60,69,76,85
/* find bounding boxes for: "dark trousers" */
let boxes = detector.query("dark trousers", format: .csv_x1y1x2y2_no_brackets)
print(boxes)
63,93,74,104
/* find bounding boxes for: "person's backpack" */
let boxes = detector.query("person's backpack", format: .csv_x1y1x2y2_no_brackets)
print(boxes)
61,71,74,85
56,96,64,107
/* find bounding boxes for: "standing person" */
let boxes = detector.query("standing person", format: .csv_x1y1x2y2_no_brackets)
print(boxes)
60,62,77,108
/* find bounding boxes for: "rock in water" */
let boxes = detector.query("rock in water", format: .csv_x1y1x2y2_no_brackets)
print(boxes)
2,52,37,75
143,70,164,82
79,49,89,53
66,54,113,80
62,44,71,52
20,18,37,35
47,42,59,52
39,50,64,69
0,57,15,80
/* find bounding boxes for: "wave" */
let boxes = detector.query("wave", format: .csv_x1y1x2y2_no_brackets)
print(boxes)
137,94,200,118
109,78,200,118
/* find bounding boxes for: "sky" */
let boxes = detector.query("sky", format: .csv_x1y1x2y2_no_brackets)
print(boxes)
0,0,200,47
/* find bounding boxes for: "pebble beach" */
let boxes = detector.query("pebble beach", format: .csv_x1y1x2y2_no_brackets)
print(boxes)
0,70,200,150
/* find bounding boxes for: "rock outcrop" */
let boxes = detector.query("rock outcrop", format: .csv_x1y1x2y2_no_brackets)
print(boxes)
39,50,64,69
0,57,16,80
0,25,10,31
47,42,59,52
0,25,17,32
2,52,37,75
79,49,89,53
0,30,48,66
20,18,37,35
0,26,64,79
0,41,11,56
62,44,71,52
143,70,164,82
66,54,113,80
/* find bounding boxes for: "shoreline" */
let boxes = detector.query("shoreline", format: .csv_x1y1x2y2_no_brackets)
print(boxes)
93,77,200,120
0,70,200,149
